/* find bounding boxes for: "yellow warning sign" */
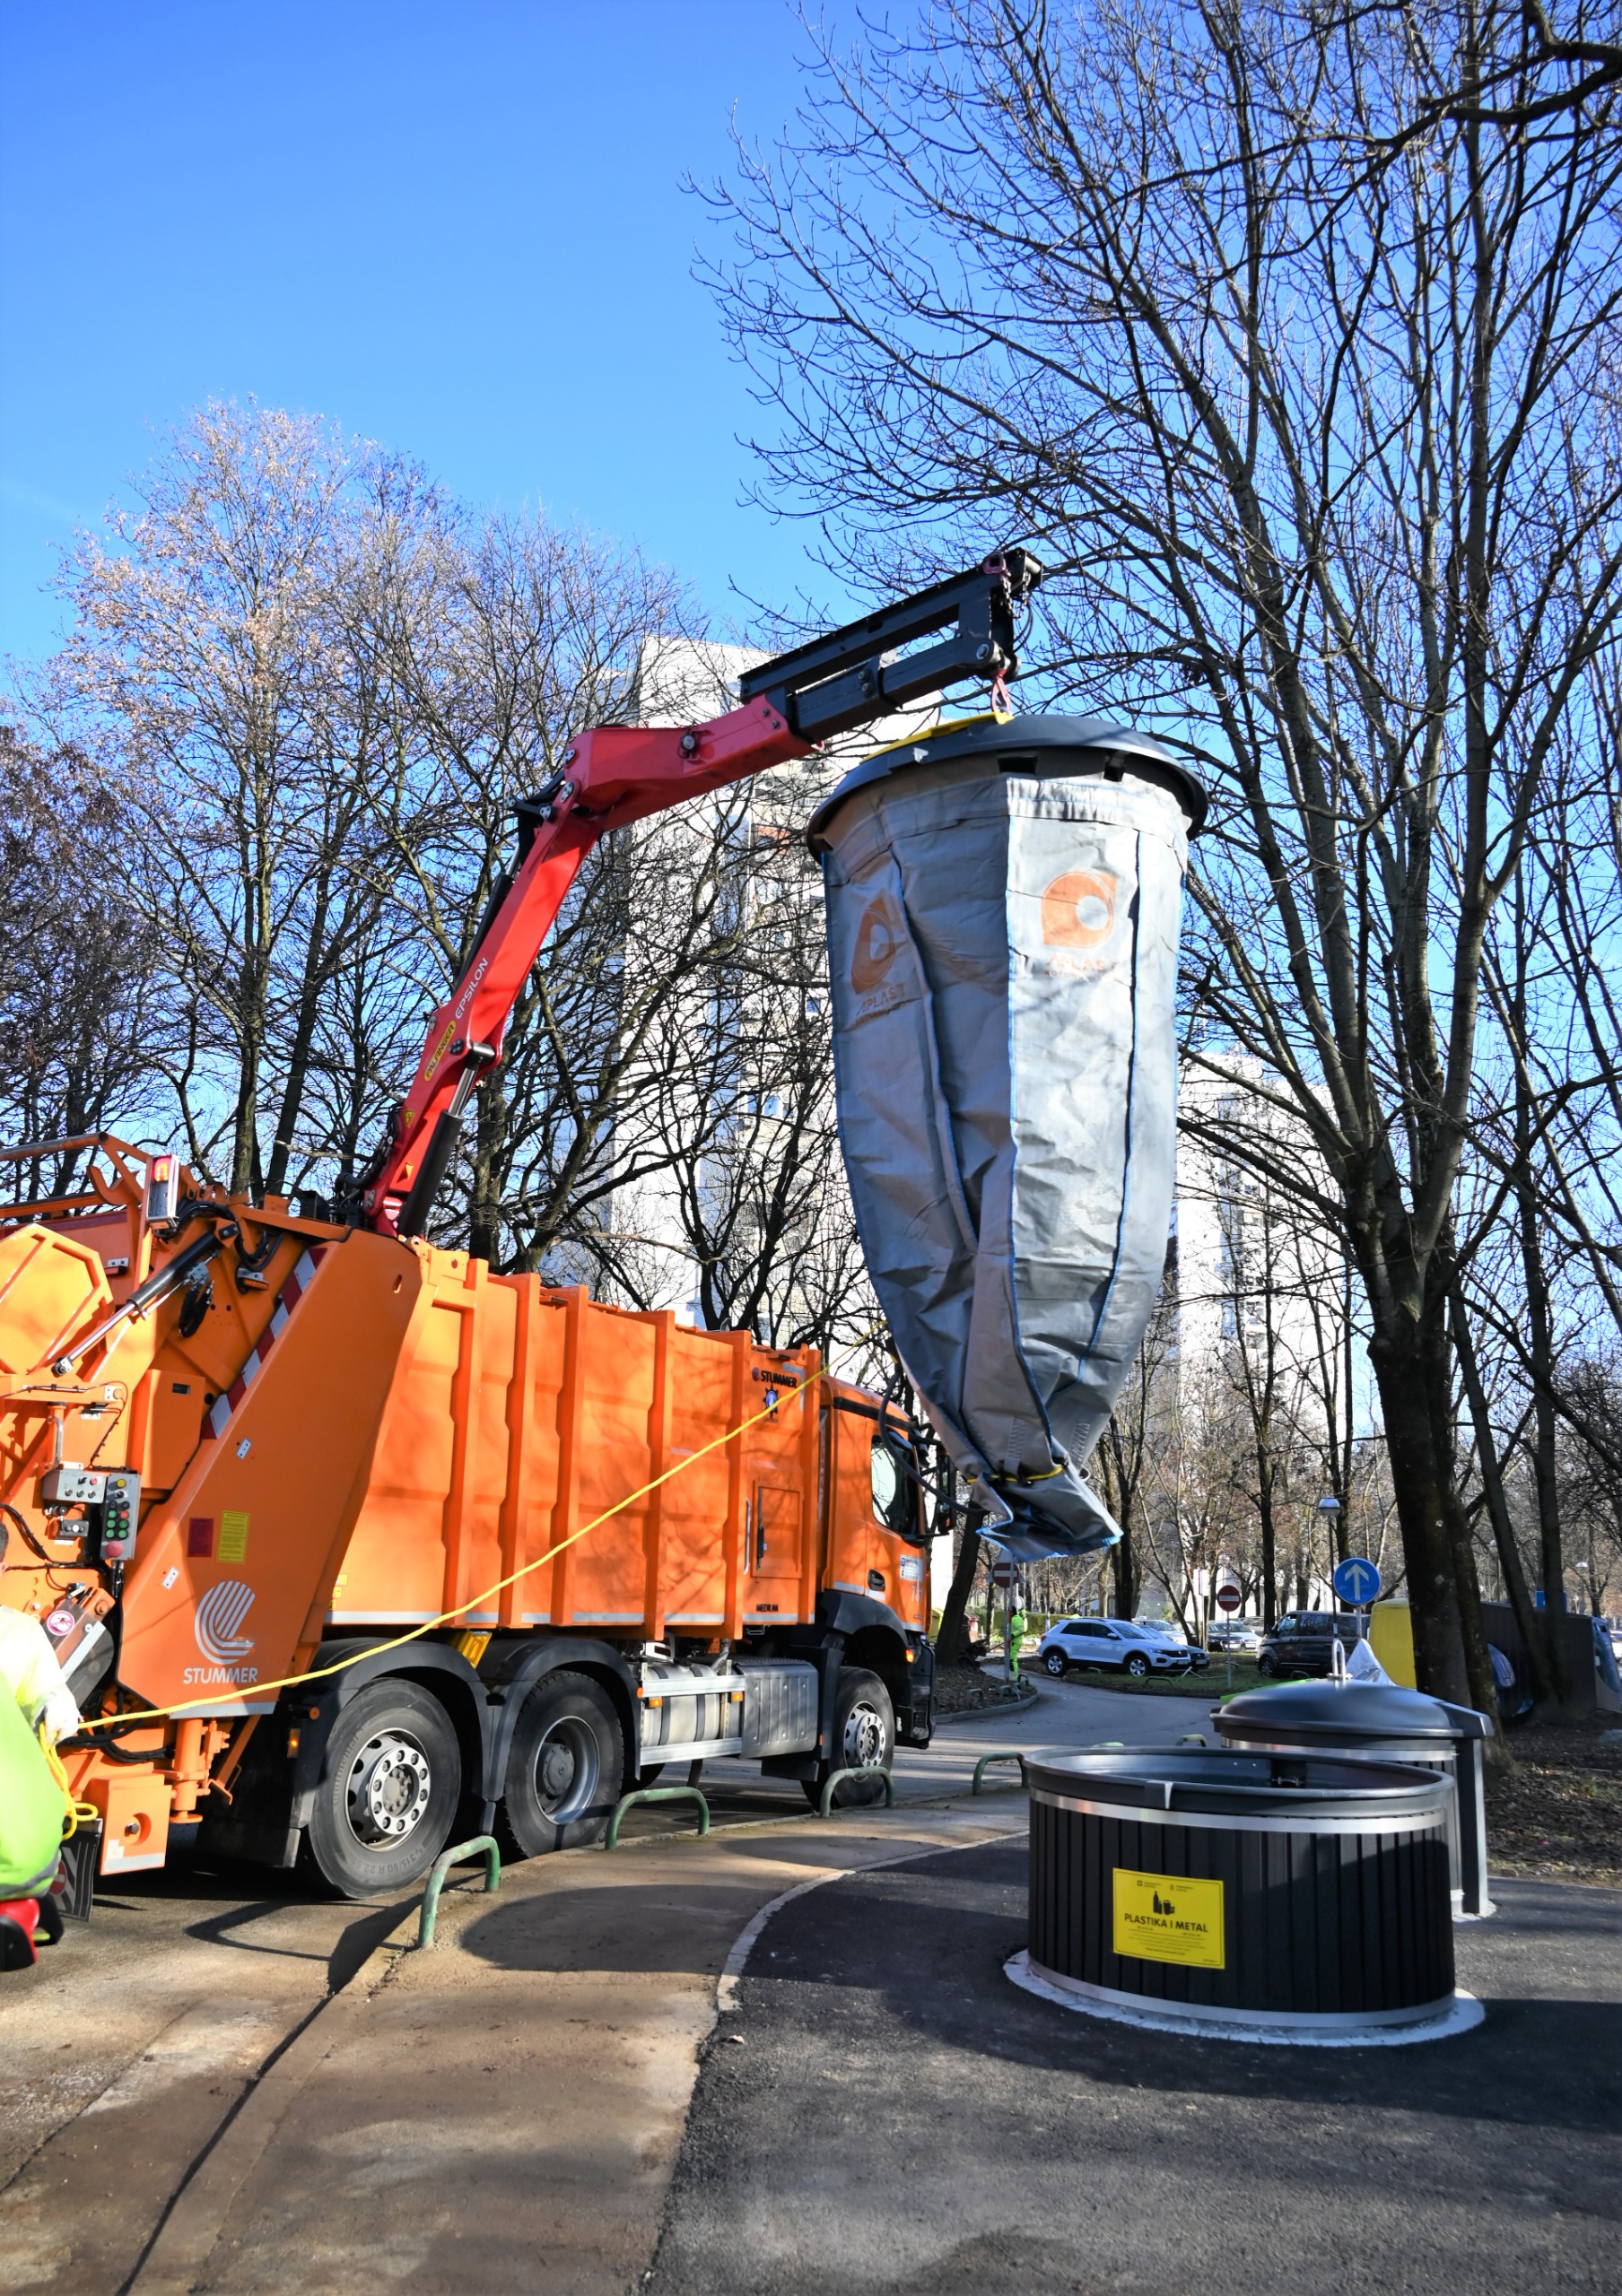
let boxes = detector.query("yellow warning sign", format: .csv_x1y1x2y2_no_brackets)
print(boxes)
218,1510,250,1562
1112,1867,1225,1969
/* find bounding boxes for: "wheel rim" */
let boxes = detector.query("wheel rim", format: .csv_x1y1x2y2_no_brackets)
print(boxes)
1128,1657,1147,1676
842,1700,886,1770
345,1728,433,1848
532,1715,601,1823
1046,1653,1064,1675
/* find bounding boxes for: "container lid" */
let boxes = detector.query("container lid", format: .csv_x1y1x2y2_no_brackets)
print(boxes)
1025,1744,1451,1824
1216,1679,1494,1744
806,711,1208,849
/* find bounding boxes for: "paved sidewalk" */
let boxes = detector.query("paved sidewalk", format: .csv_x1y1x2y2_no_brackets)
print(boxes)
107,1804,1026,2294
651,1840,1622,2295
0,1683,1207,2294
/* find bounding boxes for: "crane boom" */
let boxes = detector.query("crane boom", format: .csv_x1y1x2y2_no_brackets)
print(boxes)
362,550,1041,1237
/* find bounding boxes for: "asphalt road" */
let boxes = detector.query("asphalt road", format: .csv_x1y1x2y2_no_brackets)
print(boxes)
650,1839,1622,2295
0,1674,1193,2292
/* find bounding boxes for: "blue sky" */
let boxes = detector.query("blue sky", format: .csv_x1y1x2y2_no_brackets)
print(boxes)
0,2,848,665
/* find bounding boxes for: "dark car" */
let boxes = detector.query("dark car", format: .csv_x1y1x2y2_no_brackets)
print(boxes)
1257,1612,1365,1679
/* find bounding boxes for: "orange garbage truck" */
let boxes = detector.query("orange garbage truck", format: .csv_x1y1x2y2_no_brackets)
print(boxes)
0,556,1041,1898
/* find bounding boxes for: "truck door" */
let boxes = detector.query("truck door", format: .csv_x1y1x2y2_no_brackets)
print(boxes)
749,1483,803,1596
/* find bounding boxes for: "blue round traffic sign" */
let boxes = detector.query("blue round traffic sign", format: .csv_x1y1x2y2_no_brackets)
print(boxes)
1332,1555,1382,1607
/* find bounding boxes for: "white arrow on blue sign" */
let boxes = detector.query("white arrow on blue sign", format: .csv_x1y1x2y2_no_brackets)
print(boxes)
1332,1555,1382,1606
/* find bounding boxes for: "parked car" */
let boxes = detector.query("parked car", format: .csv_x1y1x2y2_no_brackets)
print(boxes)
1257,1611,1366,1678
1038,1618,1199,1678
1137,1618,1211,1671
1208,1619,1261,1654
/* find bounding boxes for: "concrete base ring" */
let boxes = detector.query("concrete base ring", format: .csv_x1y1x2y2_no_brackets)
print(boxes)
1006,1950,1487,2048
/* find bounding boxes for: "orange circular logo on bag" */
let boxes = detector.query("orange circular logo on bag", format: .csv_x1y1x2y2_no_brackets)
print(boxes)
1042,868,1117,950
851,895,904,991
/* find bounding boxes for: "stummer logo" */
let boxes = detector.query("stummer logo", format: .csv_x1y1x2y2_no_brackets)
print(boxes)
195,1579,256,1664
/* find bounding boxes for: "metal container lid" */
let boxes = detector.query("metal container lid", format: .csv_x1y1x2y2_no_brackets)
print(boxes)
1025,1744,1451,1825
805,711,1208,849
1216,1679,1494,1744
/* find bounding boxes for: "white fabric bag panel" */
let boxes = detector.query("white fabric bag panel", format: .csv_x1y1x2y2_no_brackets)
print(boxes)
819,749,1190,1560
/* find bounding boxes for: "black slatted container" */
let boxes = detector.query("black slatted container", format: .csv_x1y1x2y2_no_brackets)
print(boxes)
1213,1680,1495,1918
1027,1747,1456,2035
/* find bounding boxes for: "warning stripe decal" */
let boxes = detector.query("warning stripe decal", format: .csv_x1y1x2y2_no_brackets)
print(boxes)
205,1247,327,1439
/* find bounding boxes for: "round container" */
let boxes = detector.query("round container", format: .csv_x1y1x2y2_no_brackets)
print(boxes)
1214,1680,1495,1918
1025,1746,1464,2039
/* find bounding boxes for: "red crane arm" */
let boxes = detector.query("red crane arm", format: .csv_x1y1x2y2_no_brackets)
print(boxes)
363,698,809,1233
362,550,1042,1239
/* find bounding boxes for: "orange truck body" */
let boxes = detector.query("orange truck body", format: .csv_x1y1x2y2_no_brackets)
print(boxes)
0,1139,934,1893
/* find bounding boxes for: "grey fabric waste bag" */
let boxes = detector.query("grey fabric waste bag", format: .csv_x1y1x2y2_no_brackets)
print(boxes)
808,714,1203,1561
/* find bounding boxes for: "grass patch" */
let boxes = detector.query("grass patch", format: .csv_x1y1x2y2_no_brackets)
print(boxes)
1044,1657,1268,1700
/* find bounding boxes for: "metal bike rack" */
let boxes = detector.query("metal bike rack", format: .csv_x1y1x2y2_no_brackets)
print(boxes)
417,1834,501,1948
972,1751,1029,1796
605,1784,711,1851
817,1765,896,1817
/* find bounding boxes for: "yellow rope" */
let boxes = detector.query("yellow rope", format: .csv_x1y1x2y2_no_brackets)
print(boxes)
39,1722,95,1834
73,1336,875,1738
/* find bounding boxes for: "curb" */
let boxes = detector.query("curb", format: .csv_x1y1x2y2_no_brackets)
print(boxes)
934,1683,1042,1726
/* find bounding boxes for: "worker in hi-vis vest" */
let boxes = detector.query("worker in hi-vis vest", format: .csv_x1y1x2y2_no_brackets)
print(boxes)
0,1519,77,1906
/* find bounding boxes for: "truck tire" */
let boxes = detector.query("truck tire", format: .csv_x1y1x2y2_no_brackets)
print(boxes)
803,1668,894,1810
500,1672,625,1856
305,1679,462,1899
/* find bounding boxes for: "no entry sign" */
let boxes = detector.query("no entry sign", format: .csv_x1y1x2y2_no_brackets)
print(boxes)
1215,1584,1243,1613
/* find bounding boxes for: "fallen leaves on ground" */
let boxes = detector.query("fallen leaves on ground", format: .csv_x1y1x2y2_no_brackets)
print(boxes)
934,1663,1033,1714
1486,1720,1622,1886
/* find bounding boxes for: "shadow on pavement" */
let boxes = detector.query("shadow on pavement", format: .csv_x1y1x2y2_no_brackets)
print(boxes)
649,1839,1622,2296
740,1841,1622,2135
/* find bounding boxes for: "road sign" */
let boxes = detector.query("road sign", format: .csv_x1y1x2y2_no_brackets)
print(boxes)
1215,1584,1243,1613
1332,1555,1382,1607
989,1558,1019,1589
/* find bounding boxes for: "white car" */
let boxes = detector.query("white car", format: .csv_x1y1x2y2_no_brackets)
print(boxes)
1038,1618,1198,1679
1136,1618,1211,1670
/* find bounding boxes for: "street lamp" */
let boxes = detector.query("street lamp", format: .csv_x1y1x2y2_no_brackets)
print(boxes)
1317,1492,1341,1611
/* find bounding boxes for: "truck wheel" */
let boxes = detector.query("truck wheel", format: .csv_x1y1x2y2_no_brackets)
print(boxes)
501,1672,625,1856
306,1679,461,1899
803,1668,895,1810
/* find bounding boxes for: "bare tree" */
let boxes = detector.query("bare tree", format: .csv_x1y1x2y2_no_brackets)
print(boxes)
39,404,426,1195
702,0,1622,1713
0,726,160,1181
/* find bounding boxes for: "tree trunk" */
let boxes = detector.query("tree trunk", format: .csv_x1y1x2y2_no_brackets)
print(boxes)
468,1073,508,1266
1257,1463,1278,1631
1109,1521,1139,1618
1368,1305,1496,1714
266,869,336,1201
1451,1285,1554,1706
1517,1183,1573,1700
935,1512,981,1665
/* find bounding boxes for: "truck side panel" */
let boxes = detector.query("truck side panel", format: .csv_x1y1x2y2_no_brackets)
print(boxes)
114,1231,423,1715
331,1259,816,1639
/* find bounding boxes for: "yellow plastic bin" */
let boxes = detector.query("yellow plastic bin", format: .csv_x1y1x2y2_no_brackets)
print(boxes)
1368,1602,1417,1687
